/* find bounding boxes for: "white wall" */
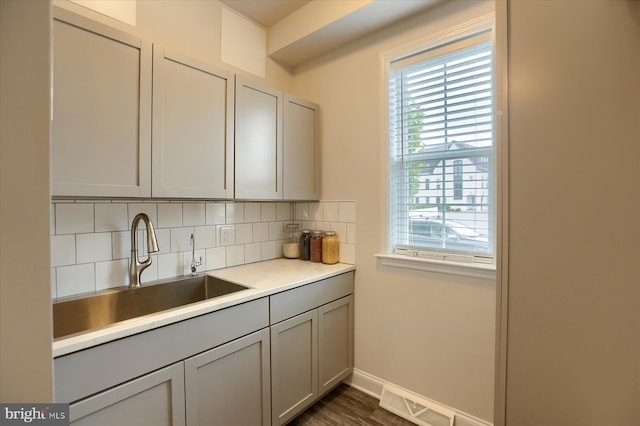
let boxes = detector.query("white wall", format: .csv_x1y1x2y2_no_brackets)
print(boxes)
293,0,496,422
505,1,640,424
0,0,53,402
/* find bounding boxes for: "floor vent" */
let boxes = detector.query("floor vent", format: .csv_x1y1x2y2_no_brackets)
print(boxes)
379,384,456,426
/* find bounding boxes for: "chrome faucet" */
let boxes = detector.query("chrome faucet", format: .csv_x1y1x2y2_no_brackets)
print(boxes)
129,213,160,288
190,233,202,276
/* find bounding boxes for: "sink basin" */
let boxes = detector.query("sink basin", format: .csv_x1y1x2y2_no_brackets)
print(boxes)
53,275,248,339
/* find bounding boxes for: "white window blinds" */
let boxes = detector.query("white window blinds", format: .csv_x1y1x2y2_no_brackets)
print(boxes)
389,32,494,262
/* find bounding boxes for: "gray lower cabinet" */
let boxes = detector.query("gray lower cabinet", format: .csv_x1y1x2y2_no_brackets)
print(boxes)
318,295,354,396
55,273,353,426
270,272,355,425
271,310,319,425
69,363,185,426
184,328,271,426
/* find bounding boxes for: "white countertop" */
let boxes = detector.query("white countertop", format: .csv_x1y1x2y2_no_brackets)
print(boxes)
52,259,355,357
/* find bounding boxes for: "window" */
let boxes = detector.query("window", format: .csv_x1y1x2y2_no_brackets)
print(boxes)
388,30,494,262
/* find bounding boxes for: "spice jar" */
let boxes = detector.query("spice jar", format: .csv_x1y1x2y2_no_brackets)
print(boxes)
310,230,323,262
299,229,312,261
322,231,339,264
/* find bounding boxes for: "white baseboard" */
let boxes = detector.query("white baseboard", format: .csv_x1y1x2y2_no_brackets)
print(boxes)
345,368,493,426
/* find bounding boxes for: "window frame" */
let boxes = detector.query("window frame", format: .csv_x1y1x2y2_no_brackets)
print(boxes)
377,13,497,278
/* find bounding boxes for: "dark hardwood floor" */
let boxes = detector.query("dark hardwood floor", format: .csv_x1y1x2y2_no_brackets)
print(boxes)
288,384,416,426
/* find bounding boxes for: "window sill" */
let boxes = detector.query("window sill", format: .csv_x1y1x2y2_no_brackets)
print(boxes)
375,253,496,280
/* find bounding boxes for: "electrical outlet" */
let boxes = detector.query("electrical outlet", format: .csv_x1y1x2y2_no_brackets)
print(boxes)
220,225,234,247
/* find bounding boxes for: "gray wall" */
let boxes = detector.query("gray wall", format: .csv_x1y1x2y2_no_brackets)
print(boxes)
505,0,640,424
0,0,53,402
293,0,496,421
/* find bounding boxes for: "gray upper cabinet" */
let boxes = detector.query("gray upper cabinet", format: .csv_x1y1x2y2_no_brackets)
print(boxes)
52,8,152,197
235,78,321,201
152,46,234,199
234,77,283,200
283,95,321,200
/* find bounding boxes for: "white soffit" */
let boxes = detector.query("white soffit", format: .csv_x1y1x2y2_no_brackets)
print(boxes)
221,7,267,77
69,0,136,26
268,0,443,67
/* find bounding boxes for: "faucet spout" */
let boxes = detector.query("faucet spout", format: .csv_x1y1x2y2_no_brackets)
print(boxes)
129,213,159,288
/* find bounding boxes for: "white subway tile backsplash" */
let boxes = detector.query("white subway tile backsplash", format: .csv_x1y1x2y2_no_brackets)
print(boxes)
347,223,357,244
95,203,128,232
51,235,76,267
316,221,331,232
244,203,261,222
235,223,252,244
309,202,322,221
205,247,225,270
261,203,276,222
206,203,225,225
50,199,354,298
112,231,129,260
276,202,291,221
157,203,183,228
171,227,194,252
295,203,309,221
252,222,269,242
141,256,158,283
226,245,244,267
194,226,215,249
95,259,128,291
330,222,347,243
226,203,244,224
56,263,94,298
56,203,94,234
245,243,261,263
76,232,112,264
269,221,284,240
261,240,277,260
157,252,183,280
183,203,205,226
51,269,57,299
323,202,339,221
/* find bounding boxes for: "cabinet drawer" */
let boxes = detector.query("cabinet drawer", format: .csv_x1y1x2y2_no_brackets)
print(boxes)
269,272,353,324
55,297,268,403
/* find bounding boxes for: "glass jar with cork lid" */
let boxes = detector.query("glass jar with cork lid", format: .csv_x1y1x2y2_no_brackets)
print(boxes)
322,231,339,264
310,230,323,262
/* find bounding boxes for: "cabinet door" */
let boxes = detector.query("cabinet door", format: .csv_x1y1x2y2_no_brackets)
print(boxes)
318,295,354,396
152,46,234,198
283,94,320,200
52,8,151,197
69,363,185,426
270,310,318,425
235,77,283,200
184,329,271,426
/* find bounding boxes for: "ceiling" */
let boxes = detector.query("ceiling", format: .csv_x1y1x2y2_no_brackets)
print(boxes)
220,0,443,67
219,0,312,28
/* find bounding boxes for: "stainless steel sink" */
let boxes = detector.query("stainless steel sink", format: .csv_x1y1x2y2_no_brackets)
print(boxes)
53,275,248,339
